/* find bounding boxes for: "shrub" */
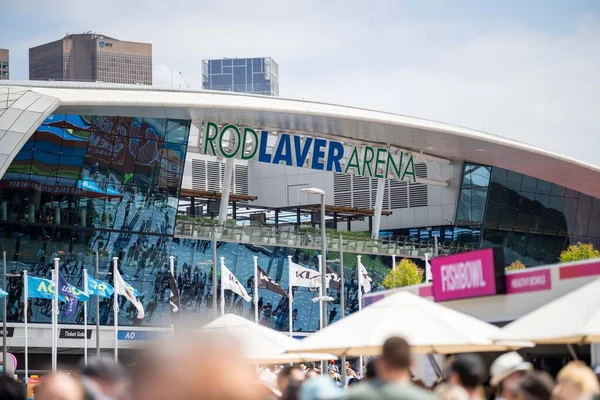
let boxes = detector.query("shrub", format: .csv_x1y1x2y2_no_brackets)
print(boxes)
506,260,526,271
382,258,423,289
559,242,600,263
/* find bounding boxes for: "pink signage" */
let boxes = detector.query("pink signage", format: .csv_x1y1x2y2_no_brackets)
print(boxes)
506,269,552,294
431,248,505,302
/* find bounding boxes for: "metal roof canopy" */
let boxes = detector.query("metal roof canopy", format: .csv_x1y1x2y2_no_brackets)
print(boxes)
3,81,599,199
179,188,257,202
177,194,391,219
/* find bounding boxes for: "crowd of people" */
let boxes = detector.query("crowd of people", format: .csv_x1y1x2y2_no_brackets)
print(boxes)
1,335,600,400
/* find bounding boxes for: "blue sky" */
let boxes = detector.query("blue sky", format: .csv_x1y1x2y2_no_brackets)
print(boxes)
1,0,599,165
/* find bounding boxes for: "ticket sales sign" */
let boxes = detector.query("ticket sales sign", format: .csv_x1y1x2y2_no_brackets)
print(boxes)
200,122,417,183
430,248,506,302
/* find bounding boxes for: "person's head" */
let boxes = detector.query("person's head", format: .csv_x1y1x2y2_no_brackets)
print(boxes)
348,378,360,386
0,375,26,400
78,356,129,399
366,357,379,380
131,334,261,400
277,365,305,394
305,369,320,380
34,373,85,400
490,352,533,399
448,354,487,393
553,361,600,400
505,371,554,400
434,383,470,400
376,337,411,382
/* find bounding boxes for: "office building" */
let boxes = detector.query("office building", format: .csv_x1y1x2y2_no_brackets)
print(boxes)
202,57,279,95
29,33,152,84
0,49,9,80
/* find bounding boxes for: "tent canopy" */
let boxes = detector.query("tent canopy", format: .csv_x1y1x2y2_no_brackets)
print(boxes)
494,278,600,344
198,314,336,364
289,291,532,357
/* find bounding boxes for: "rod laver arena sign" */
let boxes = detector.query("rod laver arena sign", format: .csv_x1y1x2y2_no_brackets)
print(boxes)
201,122,417,182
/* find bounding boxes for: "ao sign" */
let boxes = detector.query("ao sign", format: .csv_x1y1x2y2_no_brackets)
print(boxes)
201,122,417,182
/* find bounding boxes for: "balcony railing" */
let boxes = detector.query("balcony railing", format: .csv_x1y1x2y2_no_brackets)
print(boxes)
174,218,479,258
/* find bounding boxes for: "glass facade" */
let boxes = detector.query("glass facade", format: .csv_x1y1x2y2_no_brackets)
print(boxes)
0,113,388,331
456,162,600,266
202,57,279,96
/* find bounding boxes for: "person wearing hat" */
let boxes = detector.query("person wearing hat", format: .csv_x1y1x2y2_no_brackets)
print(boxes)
505,371,554,400
490,352,533,400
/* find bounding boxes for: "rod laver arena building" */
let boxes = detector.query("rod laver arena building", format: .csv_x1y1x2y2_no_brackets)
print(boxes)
0,81,599,367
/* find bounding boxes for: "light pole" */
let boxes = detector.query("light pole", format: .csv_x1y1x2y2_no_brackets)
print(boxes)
2,251,7,376
301,188,327,329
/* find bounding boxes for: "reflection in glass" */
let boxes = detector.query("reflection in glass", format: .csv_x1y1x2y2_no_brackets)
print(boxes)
456,162,600,267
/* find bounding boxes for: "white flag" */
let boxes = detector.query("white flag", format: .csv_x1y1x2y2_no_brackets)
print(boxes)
425,259,433,282
222,264,252,302
289,262,321,288
114,269,145,319
359,261,372,293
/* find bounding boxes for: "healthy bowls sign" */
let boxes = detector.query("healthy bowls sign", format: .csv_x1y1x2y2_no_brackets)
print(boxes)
200,122,417,182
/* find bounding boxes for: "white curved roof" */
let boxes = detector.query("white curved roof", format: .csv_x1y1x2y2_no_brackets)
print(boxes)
1,80,599,199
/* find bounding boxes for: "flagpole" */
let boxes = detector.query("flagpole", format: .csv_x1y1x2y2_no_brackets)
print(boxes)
23,270,28,386
52,258,59,372
253,256,258,324
317,255,323,331
287,256,293,338
169,255,176,332
95,250,100,357
220,257,225,316
83,268,88,366
112,257,119,363
357,255,364,377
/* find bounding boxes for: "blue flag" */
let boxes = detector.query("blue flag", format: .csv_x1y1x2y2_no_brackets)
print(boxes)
87,276,114,298
58,273,79,317
27,276,89,304
0,288,7,298
57,274,89,302
27,276,57,300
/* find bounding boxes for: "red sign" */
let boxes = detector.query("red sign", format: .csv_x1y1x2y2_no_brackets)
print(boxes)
506,269,552,294
430,248,505,302
559,261,600,280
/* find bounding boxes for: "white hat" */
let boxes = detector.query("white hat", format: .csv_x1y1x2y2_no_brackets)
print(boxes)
490,352,533,387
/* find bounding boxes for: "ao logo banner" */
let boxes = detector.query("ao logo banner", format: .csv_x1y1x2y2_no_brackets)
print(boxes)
200,122,417,182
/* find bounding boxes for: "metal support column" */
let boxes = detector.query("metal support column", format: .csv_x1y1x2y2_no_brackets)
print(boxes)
218,158,234,224
212,237,218,319
372,178,386,239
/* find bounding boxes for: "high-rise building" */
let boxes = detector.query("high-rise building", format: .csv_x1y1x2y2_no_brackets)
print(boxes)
29,33,152,84
202,57,279,96
0,49,9,80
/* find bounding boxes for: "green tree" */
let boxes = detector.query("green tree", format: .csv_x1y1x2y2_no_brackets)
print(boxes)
559,242,600,263
506,260,526,271
382,258,423,289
